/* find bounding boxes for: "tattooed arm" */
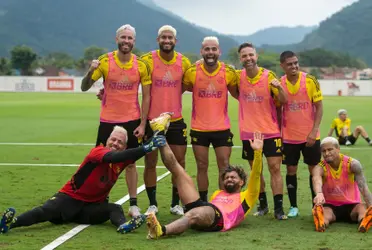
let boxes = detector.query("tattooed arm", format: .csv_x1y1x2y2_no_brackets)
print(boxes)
351,159,372,207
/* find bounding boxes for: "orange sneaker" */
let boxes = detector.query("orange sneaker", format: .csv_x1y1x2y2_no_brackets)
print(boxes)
312,205,326,232
358,206,372,233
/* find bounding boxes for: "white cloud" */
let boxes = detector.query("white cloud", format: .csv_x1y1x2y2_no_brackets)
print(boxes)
153,0,358,35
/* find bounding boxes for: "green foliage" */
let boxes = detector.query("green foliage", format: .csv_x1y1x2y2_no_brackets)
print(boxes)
10,45,37,75
38,52,75,69
226,47,240,69
182,52,200,64
83,46,108,61
298,48,367,69
0,57,13,75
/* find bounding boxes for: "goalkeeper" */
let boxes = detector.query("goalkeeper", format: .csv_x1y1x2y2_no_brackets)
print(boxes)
146,113,263,239
0,125,166,234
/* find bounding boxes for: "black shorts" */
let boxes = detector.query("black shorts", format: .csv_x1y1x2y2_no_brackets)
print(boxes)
184,199,223,232
190,129,234,148
324,203,359,223
95,119,141,148
282,140,321,166
338,135,357,145
145,119,187,145
242,137,282,160
43,192,122,225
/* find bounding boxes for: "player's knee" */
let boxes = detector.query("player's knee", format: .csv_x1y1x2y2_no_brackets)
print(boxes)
286,166,297,175
185,210,202,225
268,164,281,176
356,125,364,131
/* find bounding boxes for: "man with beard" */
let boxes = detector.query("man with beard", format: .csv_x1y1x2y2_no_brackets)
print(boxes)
0,126,166,234
279,51,323,218
81,24,152,218
145,112,263,239
237,42,288,220
312,137,372,233
140,25,191,216
183,36,239,202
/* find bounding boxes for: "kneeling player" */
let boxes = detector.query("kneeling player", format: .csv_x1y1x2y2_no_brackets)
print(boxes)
145,113,263,239
311,137,372,232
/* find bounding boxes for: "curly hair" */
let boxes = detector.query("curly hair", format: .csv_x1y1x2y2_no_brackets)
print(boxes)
221,164,247,187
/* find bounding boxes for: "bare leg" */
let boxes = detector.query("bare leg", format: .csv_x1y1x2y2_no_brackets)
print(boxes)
192,145,209,193
354,126,369,140
164,206,215,235
144,150,158,188
323,207,336,227
214,146,231,189
266,156,283,196
350,203,367,222
125,164,138,200
169,144,187,187
159,144,199,205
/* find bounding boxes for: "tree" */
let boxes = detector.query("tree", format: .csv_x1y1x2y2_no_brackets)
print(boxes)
75,46,107,74
182,52,200,64
10,45,37,75
226,47,240,69
0,57,13,75
39,52,75,69
132,48,143,56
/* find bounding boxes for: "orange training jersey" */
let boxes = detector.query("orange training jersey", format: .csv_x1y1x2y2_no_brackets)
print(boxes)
148,50,183,120
100,52,140,123
238,68,280,140
191,63,230,131
281,72,320,144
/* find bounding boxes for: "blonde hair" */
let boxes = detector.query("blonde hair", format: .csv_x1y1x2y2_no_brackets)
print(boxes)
338,109,347,115
320,137,339,148
116,24,136,37
158,25,177,37
202,36,219,46
111,126,128,143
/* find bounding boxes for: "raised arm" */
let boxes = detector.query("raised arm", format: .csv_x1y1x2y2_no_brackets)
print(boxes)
81,59,100,91
243,132,263,213
351,159,372,207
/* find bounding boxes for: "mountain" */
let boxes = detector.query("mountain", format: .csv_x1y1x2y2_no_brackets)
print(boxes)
262,0,372,65
232,26,316,46
0,0,238,58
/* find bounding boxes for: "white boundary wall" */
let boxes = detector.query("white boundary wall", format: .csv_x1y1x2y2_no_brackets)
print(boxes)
1,76,372,96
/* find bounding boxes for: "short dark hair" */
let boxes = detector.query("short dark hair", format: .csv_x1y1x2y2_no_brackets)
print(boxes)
280,50,297,63
221,164,247,187
238,42,255,53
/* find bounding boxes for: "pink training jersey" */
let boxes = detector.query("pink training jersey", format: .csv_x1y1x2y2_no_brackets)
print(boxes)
238,69,280,140
210,191,245,231
100,52,141,123
322,154,361,206
148,51,183,120
191,63,230,131
281,72,319,144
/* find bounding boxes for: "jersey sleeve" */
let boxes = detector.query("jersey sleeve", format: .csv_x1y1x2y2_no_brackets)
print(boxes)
91,53,107,81
236,69,242,87
137,59,152,86
306,75,323,103
225,65,238,86
242,150,263,216
209,190,221,202
88,146,111,163
268,71,280,97
140,52,154,75
183,65,197,86
182,55,192,73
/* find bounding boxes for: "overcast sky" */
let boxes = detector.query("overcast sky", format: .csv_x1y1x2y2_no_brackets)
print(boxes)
153,0,358,35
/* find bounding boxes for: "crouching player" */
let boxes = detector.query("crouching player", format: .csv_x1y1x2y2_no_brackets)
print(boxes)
145,112,263,239
312,137,372,232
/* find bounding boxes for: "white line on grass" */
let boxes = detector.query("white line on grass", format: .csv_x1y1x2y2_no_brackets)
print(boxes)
0,142,371,150
41,171,171,250
0,163,165,168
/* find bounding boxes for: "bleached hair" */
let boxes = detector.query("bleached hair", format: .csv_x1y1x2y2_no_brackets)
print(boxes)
202,36,219,46
320,137,340,148
158,25,177,37
111,126,128,143
116,24,136,37
338,109,347,115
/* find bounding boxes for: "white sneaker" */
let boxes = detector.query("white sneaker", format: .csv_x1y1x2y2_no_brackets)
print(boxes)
128,205,141,218
345,140,352,146
145,205,158,216
170,205,184,215
369,141,372,146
